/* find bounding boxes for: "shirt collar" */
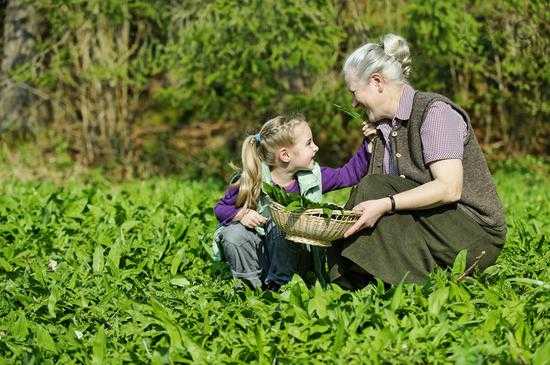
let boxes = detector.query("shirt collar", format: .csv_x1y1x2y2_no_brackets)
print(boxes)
375,84,416,131
395,83,415,121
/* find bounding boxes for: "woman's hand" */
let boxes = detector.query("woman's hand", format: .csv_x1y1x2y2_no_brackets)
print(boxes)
344,198,391,237
238,209,267,229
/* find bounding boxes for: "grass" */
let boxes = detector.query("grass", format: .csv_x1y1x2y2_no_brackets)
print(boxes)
0,156,548,364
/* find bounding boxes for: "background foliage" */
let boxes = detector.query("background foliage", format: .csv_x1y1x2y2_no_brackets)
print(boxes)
0,0,547,179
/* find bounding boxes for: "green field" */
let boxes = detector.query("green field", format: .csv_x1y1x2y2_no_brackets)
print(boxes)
0,157,548,364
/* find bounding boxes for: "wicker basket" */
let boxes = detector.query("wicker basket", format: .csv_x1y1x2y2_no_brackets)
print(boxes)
269,202,361,247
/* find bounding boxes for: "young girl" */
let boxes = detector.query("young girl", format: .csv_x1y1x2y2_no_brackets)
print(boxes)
213,113,371,290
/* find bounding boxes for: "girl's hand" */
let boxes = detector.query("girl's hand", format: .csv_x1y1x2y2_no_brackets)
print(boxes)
362,121,377,138
239,209,267,229
344,198,391,237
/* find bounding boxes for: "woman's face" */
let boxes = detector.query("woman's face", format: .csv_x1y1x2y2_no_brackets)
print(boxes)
346,74,382,122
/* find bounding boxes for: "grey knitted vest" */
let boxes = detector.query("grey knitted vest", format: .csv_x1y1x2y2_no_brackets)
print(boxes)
367,91,506,230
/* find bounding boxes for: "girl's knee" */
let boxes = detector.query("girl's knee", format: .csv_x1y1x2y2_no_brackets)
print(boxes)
219,223,260,248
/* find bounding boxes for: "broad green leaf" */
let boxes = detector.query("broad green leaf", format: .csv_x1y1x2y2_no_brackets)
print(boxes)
48,290,58,318
169,276,190,287
172,220,189,242
151,352,165,365
92,326,107,365
452,249,468,278
332,317,346,351
254,325,266,363
285,200,303,213
483,310,501,332
93,245,104,274
533,340,550,365
390,283,405,311
288,326,308,342
150,299,207,362
170,248,186,276
121,220,139,232
107,242,122,271
308,284,328,319
514,318,528,348
383,309,399,329
65,198,88,217
309,324,330,335
35,325,57,352
428,287,449,316
289,277,308,310
12,312,28,341
449,282,471,301
376,278,386,295
0,257,13,272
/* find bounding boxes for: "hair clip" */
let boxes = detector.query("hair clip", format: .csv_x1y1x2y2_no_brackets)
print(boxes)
254,133,262,143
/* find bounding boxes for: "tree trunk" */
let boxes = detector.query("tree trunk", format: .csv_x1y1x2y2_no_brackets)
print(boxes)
0,0,42,133
0,0,6,56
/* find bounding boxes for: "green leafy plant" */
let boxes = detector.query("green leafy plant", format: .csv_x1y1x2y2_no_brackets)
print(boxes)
0,156,548,363
262,182,344,217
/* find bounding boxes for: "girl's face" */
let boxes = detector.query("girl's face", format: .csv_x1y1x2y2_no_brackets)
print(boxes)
285,122,319,171
346,74,383,122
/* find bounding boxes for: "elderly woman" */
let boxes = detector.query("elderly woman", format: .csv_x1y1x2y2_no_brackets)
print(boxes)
328,34,507,288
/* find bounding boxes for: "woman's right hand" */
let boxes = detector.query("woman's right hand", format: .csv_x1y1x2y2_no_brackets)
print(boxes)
238,209,267,229
344,198,391,237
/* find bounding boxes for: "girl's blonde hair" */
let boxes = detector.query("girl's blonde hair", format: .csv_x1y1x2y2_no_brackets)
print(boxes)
236,114,307,210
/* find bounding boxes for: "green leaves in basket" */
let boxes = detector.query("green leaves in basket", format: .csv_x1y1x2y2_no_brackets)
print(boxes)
262,182,300,206
285,200,303,213
262,183,344,217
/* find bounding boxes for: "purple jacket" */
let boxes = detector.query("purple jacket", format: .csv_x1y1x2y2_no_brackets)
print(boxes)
214,139,371,225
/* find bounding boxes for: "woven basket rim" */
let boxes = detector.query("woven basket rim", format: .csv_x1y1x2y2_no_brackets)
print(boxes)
268,202,361,247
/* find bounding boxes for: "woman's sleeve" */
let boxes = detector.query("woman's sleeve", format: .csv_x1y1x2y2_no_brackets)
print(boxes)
421,101,468,164
213,185,241,225
321,138,371,193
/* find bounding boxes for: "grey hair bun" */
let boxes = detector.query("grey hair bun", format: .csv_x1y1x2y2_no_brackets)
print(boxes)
381,34,411,79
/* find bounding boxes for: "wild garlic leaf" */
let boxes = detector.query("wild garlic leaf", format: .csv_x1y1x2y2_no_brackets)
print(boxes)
262,183,345,217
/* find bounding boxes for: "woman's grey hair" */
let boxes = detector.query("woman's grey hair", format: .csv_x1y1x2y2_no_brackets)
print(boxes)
343,33,411,84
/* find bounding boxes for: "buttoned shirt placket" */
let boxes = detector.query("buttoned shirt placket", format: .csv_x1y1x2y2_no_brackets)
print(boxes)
378,117,401,176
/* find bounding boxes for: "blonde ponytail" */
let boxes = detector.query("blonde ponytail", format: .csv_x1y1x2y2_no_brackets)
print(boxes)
236,135,263,209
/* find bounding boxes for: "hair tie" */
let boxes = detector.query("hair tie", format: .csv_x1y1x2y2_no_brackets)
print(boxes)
380,43,397,63
254,133,262,143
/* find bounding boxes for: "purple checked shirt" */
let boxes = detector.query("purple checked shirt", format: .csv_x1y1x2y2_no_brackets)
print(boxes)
377,84,467,174
214,139,371,225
